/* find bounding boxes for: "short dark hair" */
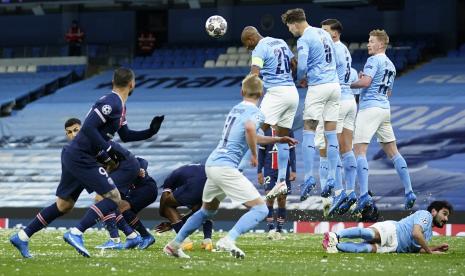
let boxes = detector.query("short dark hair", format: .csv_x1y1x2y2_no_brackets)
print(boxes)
281,8,306,24
321,19,343,34
64,118,81,128
113,67,135,88
427,201,453,214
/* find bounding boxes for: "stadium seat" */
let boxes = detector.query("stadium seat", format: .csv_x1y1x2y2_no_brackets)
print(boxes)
348,42,360,51
217,54,228,62
215,60,226,67
6,66,17,73
17,65,27,73
26,65,37,73
227,53,239,61
237,47,248,54
225,60,236,67
226,46,237,54
204,60,215,68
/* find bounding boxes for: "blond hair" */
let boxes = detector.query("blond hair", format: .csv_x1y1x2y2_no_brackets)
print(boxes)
241,74,263,99
369,29,389,48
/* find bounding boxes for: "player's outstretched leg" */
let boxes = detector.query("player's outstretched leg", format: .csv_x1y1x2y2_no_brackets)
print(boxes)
218,204,268,259
337,242,373,253
64,198,118,257
201,220,213,251
10,202,65,258
302,130,316,189
95,213,123,250
164,208,216,258
391,153,416,209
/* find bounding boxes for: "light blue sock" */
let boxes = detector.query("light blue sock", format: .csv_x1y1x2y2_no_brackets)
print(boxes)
227,204,268,241
392,153,413,194
335,155,343,191
336,227,375,241
342,151,357,191
356,155,369,195
337,242,373,253
319,157,329,190
277,143,290,182
175,208,217,244
325,130,339,181
302,130,316,181
238,149,251,172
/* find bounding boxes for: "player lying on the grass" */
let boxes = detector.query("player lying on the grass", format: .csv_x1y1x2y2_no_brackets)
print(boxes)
163,74,298,259
322,200,452,254
65,118,158,250
155,164,213,251
257,128,296,240
10,68,163,258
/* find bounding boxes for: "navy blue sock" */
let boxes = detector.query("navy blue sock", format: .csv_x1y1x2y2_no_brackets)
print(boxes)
276,207,286,232
24,203,64,238
266,205,275,231
123,210,149,237
102,213,119,238
115,212,134,236
203,220,213,239
172,220,184,233
77,198,117,233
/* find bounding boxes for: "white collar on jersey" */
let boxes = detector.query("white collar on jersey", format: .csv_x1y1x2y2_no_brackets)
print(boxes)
111,90,124,105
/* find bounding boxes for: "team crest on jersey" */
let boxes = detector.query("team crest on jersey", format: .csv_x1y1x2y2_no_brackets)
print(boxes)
102,105,112,115
420,217,428,225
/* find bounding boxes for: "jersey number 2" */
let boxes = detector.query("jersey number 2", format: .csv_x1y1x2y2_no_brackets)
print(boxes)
275,47,291,75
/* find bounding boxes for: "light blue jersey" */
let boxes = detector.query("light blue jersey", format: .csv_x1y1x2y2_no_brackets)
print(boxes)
296,26,338,85
251,37,295,90
206,101,265,168
395,210,433,253
334,41,353,100
359,53,396,110
350,67,360,95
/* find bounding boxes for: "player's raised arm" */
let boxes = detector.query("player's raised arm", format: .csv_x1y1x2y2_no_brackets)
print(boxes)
117,115,164,142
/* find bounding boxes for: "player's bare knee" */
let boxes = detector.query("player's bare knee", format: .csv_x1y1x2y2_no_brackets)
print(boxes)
56,197,74,213
118,200,131,212
304,119,318,130
369,227,382,243
382,141,398,159
102,188,121,205
244,197,265,208
202,198,220,210
94,194,103,203
277,195,287,207
276,126,290,136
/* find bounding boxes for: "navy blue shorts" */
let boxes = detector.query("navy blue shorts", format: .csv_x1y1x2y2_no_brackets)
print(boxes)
125,176,158,213
56,146,116,201
172,177,204,208
263,169,292,194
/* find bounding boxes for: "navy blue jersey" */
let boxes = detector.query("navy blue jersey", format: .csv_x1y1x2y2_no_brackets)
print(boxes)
163,164,207,207
71,92,125,155
257,129,296,176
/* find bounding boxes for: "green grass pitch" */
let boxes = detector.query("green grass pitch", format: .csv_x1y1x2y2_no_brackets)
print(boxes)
1,229,464,275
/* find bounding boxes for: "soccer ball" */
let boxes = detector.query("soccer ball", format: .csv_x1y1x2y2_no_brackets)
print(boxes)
205,15,227,38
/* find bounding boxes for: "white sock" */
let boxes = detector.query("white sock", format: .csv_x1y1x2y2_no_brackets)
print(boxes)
127,232,137,239
70,227,83,236
110,237,121,243
18,230,29,241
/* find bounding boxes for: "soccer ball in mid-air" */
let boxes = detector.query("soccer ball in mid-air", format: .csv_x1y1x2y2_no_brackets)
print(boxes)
205,15,227,38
